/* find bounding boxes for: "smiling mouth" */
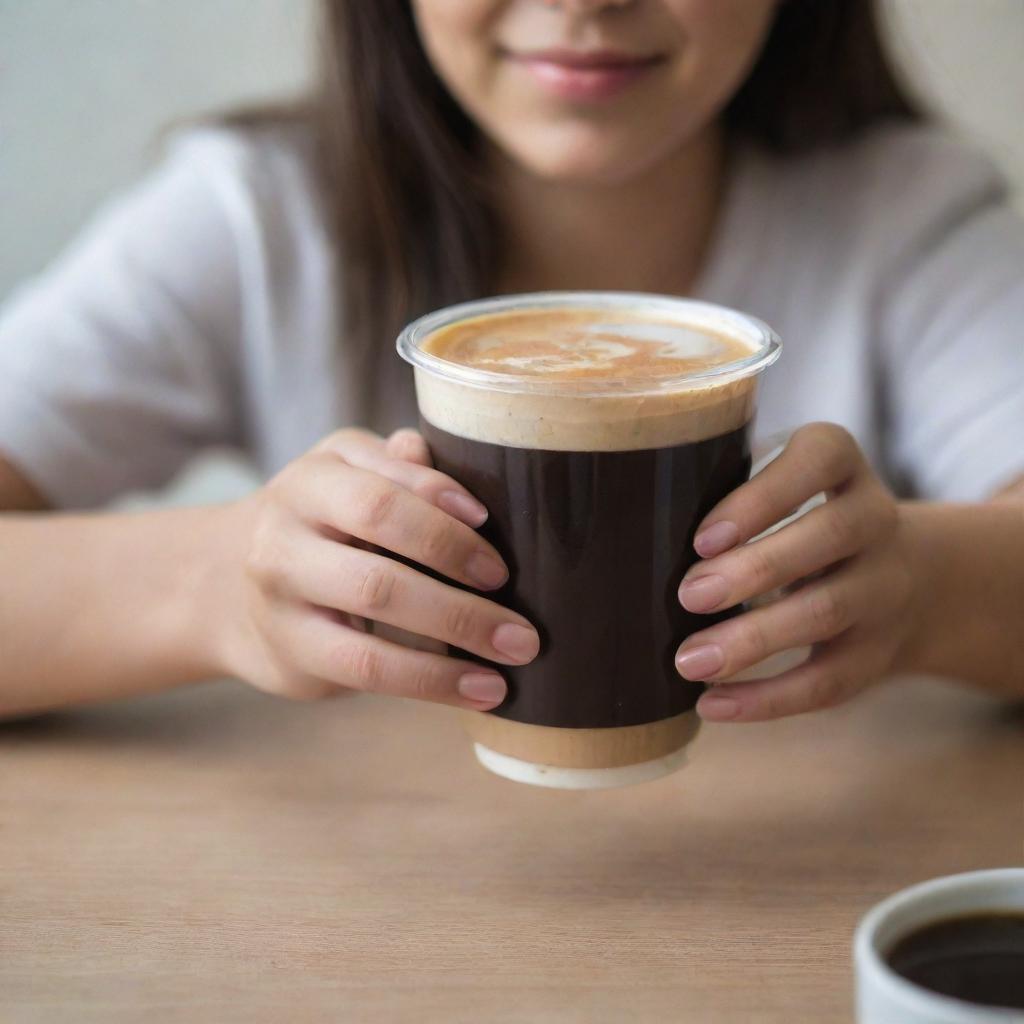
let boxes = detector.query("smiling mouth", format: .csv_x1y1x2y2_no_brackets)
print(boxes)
504,47,667,102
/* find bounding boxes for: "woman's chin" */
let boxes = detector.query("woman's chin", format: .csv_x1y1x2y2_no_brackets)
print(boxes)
501,140,665,187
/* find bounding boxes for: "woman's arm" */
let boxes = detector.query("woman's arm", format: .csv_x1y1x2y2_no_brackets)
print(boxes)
0,455,235,716
898,479,1024,696
0,430,539,721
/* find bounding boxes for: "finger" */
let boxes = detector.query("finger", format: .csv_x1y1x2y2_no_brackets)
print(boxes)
679,481,890,613
676,559,874,682
320,429,487,528
694,630,877,723
299,454,509,591
289,537,539,667
284,606,509,710
386,428,433,468
693,423,865,558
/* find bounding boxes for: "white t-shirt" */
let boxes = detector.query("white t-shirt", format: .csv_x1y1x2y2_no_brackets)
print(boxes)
1,122,1022,507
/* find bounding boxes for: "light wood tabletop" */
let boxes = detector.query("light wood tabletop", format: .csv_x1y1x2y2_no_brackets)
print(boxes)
2,676,1022,1023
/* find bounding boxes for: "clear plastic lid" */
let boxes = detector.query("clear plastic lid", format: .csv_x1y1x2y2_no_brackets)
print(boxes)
396,291,781,396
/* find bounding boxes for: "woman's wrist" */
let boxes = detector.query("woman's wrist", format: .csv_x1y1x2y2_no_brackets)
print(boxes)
172,499,253,684
893,500,1024,693
891,502,941,677
0,502,248,718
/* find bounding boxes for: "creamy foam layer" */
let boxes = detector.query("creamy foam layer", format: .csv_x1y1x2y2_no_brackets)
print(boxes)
422,308,753,380
416,308,758,450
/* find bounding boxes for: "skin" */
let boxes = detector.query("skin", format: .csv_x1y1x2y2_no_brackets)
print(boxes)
676,427,1024,721
1,0,1022,721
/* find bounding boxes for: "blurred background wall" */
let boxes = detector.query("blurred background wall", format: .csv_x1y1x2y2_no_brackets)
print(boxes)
2,0,1023,500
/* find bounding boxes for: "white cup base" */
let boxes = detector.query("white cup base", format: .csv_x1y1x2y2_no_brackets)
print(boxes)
473,742,688,790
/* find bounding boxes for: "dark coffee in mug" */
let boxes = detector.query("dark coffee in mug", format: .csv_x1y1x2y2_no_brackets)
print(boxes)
886,913,1024,1010
398,294,780,788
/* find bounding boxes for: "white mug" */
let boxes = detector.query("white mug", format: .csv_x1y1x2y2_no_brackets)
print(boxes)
854,868,1024,1023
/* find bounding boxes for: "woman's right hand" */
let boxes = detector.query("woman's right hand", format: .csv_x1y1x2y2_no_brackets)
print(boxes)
211,427,539,709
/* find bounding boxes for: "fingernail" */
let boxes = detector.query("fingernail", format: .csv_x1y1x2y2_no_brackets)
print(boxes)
694,521,740,558
675,644,725,681
491,623,540,664
698,694,740,721
679,574,729,613
439,490,488,528
458,672,507,705
466,552,508,590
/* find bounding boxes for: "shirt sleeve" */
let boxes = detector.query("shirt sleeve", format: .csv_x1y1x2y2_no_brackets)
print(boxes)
0,130,246,508
878,137,1024,503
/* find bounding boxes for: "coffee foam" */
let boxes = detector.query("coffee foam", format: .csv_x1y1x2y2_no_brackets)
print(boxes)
416,308,757,451
422,308,753,381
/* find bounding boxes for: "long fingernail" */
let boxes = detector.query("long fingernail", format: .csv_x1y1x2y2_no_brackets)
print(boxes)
698,694,740,721
439,490,488,528
491,623,540,664
458,672,507,705
679,574,729,613
675,644,724,680
466,553,508,590
694,521,740,558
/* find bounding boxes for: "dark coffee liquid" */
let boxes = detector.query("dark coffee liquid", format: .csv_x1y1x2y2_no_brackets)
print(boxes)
886,913,1024,1010
421,419,751,729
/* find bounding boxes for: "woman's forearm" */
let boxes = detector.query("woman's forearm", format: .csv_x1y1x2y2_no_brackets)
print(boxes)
899,499,1024,695
0,505,234,717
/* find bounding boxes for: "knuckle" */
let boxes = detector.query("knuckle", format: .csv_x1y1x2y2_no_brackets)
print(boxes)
407,664,444,703
355,481,400,533
816,441,850,482
758,689,787,720
324,428,352,448
417,521,460,567
819,422,855,448
805,421,854,451
442,600,478,645
797,423,856,482
408,469,442,503
743,469,800,532
744,542,780,591
337,641,387,693
806,586,850,637
245,517,289,592
736,615,771,666
354,565,396,614
389,427,423,450
748,486,786,530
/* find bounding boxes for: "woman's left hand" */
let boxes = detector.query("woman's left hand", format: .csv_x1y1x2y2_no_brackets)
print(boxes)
675,422,918,722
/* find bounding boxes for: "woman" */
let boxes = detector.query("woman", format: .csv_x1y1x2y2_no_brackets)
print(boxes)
0,0,1022,722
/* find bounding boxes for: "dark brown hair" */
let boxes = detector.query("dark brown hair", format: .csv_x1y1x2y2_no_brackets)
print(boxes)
237,1,920,370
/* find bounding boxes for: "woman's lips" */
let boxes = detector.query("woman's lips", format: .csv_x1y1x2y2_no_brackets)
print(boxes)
507,48,665,102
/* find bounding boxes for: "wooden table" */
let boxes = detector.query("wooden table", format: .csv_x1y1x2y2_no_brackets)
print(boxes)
2,677,1022,1023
